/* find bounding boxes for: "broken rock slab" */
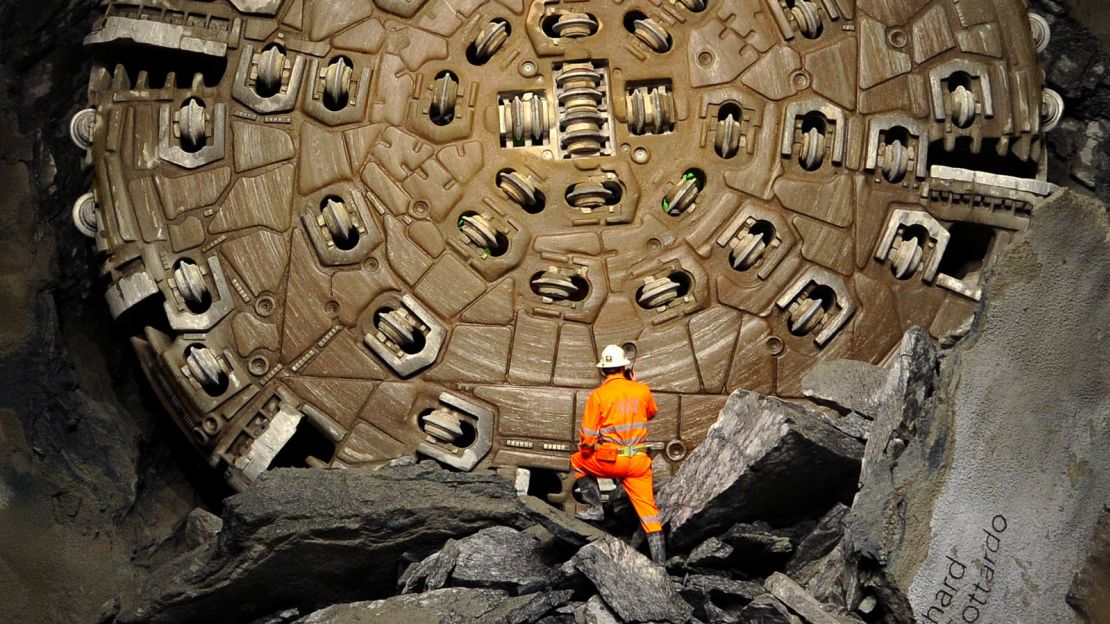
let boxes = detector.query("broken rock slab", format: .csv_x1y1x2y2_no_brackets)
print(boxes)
400,525,553,594
765,572,857,624
802,359,888,420
844,191,1110,624
116,465,533,624
399,539,462,593
519,493,607,547
182,508,223,550
721,522,794,557
658,391,863,550
686,537,735,568
739,594,803,624
677,573,764,620
570,536,693,623
481,589,576,624
816,409,872,442
787,504,849,576
793,543,862,613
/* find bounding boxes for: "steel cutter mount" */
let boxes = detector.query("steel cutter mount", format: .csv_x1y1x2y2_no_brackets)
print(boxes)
75,0,1061,496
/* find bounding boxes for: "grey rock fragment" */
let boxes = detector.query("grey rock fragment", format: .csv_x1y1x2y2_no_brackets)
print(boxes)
296,587,508,624
817,410,872,441
802,359,888,420
794,544,861,611
765,573,855,624
119,466,532,624
787,504,848,576
148,506,226,568
536,601,582,624
678,573,764,620
182,508,223,550
399,540,460,593
700,600,737,623
658,391,863,549
721,522,794,559
739,594,802,624
482,589,575,624
247,608,301,624
519,494,607,547
449,526,553,593
679,574,764,604
571,536,693,623
686,537,734,567
385,454,417,468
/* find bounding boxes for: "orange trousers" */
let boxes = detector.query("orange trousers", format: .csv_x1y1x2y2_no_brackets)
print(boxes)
571,449,662,533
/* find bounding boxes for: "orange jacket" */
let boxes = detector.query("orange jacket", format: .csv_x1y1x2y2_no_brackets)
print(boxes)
578,373,658,449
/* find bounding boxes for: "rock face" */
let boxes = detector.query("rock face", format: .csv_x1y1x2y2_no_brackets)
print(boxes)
658,391,863,549
0,2,210,623
570,536,692,623
118,466,533,624
844,191,1110,624
843,327,939,606
740,594,803,624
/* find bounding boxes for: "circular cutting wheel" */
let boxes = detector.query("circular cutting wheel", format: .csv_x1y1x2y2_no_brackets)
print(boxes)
75,0,1059,491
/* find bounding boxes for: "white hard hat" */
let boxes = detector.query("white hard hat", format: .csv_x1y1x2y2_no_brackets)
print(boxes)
596,344,631,368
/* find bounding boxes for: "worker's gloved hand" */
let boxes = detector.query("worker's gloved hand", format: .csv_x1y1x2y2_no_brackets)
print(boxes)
579,444,595,458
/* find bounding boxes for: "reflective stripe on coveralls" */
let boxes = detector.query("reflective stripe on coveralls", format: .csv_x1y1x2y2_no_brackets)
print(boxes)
574,373,662,533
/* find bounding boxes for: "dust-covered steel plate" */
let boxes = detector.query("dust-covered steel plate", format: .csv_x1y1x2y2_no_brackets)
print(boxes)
74,0,1059,495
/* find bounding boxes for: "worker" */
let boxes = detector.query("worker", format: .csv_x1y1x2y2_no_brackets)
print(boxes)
571,344,667,565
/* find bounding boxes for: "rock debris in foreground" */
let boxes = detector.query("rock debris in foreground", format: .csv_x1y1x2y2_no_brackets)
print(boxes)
118,465,531,624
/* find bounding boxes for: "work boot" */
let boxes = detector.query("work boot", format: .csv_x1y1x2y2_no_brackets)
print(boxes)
647,532,667,566
574,476,604,522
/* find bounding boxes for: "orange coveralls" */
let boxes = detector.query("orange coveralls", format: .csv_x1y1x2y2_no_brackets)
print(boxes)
570,373,663,533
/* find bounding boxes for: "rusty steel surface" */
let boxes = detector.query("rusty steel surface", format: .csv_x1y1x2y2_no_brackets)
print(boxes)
76,0,1059,496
